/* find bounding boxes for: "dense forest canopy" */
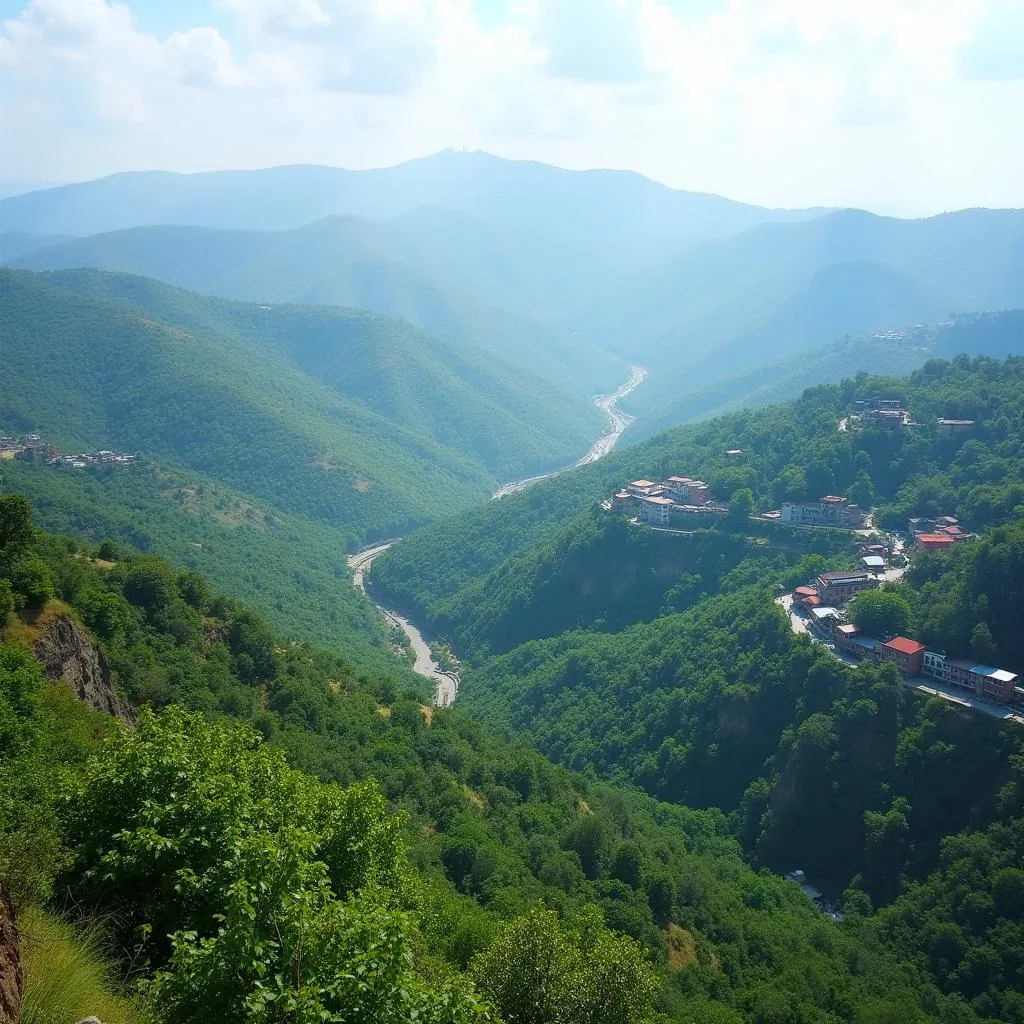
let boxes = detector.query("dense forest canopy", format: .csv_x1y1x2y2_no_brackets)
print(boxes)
2,494,990,1022
369,355,1024,1022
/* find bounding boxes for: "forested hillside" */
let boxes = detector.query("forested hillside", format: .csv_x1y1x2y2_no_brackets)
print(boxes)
644,310,1024,430
7,217,621,391
1,495,979,1023
583,208,1024,429
0,269,606,538
374,354,1024,646
369,356,1024,1021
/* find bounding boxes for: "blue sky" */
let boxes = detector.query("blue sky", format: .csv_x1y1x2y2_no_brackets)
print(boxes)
1,0,1022,214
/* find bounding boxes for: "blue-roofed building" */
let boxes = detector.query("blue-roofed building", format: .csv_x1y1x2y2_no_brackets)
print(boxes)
923,652,1020,702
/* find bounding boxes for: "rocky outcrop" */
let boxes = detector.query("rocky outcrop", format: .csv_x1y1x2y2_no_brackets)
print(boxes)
0,886,21,1024
32,614,136,726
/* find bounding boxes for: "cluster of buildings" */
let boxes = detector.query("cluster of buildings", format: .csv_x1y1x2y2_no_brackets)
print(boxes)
779,495,869,530
0,433,135,471
609,476,729,527
793,581,1022,706
849,398,912,428
847,399,975,435
49,450,137,470
908,515,973,551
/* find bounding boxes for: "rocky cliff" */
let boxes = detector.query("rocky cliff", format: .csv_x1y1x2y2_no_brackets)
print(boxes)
0,887,21,1024
32,614,136,726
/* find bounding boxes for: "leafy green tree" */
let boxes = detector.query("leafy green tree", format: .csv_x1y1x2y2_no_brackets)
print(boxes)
848,469,875,509
0,494,33,553
729,487,756,526
470,903,656,1024
176,570,211,611
970,621,997,662
227,610,278,683
65,708,491,1023
121,556,177,616
848,588,913,637
8,554,54,607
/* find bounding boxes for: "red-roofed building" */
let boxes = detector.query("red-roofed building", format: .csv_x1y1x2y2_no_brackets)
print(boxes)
880,637,926,676
916,533,956,551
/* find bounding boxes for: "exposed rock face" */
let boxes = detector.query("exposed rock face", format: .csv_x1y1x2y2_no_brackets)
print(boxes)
0,886,21,1024
32,614,136,726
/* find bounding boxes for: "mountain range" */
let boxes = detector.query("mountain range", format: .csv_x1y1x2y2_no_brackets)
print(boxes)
0,268,605,538
6,153,1023,436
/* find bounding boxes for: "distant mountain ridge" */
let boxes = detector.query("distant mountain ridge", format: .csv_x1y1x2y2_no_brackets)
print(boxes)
0,149,827,245
5,214,622,390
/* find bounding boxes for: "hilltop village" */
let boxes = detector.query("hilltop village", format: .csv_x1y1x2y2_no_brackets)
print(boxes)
602,412,1020,720
0,432,136,470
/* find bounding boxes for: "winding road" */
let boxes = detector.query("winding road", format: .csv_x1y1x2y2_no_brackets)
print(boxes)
348,364,647,706
347,542,459,707
491,364,647,500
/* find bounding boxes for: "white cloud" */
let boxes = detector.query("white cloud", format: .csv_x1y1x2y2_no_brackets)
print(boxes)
0,0,1022,213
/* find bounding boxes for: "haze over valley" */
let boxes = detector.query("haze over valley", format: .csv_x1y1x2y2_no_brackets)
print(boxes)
3,2,1024,1022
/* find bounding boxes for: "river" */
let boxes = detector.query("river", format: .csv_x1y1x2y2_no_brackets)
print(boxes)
348,364,646,706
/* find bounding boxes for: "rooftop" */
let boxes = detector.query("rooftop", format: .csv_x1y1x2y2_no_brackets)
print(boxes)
794,586,817,596
811,606,841,620
861,556,886,568
972,665,1019,683
630,479,657,489
820,495,847,503
837,624,860,635
885,637,926,656
643,496,675,506
818,571,870,582
917,533,955,545
666,476,693,484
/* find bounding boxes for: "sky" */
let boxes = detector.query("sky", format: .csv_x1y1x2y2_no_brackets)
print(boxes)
1,0,1022,215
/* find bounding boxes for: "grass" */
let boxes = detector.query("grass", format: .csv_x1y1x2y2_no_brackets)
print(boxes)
18,906,155,1024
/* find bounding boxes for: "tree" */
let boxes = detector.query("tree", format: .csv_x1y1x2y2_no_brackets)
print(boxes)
470,903,656,1024
848,589,913,638
970,621,997,662
0,494,33,554
729,488,756,527
8,555,54,608
848,470,875,509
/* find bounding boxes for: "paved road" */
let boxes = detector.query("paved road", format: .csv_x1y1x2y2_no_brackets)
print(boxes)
348,366,649,703
348,543,459,707
491,365,647,500
775,595,1021,724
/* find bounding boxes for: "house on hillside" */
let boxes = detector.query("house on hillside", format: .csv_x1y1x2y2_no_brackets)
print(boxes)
815,570,877,603
782,496,868,529
922,653,1020,702
915,533,956,552
639,495,674,526
627,479,661,497
879,637,926,676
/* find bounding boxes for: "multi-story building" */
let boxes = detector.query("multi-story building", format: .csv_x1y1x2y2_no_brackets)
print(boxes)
639,495,674,526
922,653,1020,703
815,570,878,604
879,637,926,676
915,533,956,551
627,480,661,497
782,496,868,529
664,477,711,505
